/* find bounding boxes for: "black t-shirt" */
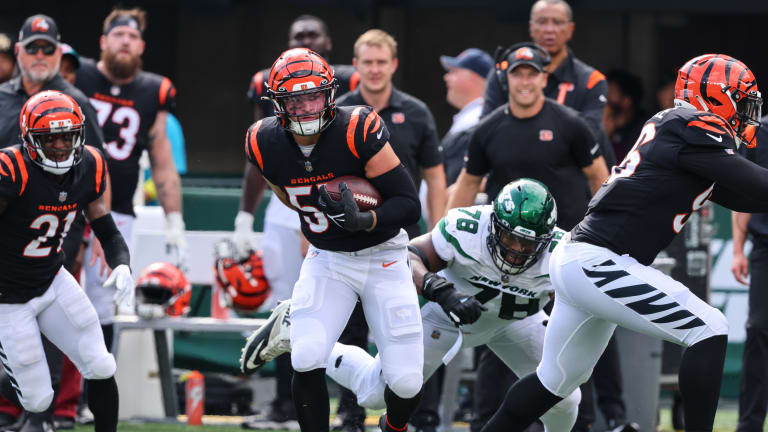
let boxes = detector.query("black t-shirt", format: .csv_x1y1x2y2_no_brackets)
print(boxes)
465,99,600,230
0,145,108,303
245,105,403,252
482,50,615,167
75,58,176,215
247,64,359,116
573,107,768,265
336,88,442,184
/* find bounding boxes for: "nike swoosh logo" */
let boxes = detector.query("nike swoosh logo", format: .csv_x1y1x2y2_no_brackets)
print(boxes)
245,341,264,370
376,129,384,140
590,144,600,154
706,133,723,142
382,260,397,268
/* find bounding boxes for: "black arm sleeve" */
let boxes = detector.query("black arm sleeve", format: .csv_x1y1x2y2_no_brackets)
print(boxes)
90,214,131,269
678,147,768,212
368,164,421,229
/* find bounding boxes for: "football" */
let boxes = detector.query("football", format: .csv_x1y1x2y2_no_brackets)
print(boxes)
324,176,382,211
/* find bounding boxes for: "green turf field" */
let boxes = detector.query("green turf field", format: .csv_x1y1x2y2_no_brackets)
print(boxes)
66,407,765,431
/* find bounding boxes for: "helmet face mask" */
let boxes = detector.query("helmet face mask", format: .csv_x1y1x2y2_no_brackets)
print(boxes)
19,91,86,175
272,84,336,136
214,240,270,313
486,179,557,275
266,48,338,136
674,54,762,148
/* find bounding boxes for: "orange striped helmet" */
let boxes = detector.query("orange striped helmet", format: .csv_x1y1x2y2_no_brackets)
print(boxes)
214,240,270,314
19,90,85,174
675,54,762,147
135,262,191,318
265,48,337,136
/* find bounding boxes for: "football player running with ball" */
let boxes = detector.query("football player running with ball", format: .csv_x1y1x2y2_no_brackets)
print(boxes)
481,54,768,432
239,48,424,432
0,91,132,432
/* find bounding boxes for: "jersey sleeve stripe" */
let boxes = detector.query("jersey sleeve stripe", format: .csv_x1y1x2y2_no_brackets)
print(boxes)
0,152,15,183
246,120,264,171
586,70,606,90
439,219,478,263
84,146,104,194
8,148,27,196
687,120,728,135
362,110,378,143
346,106,363,159
159,77,172,106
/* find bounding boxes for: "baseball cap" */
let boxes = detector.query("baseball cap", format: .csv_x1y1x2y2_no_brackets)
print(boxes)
507,46,548,73
61,43,80,68
0,31,14,58
18,14,59,46
440,48,493,78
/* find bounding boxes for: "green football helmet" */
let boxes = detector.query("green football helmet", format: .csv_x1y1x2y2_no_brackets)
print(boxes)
487,178,557,275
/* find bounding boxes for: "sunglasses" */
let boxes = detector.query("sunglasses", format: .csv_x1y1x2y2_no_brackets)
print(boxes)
24,43,56,56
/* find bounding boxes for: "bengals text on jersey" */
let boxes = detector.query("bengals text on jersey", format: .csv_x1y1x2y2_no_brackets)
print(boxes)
0,144,108,302
74,58,176,215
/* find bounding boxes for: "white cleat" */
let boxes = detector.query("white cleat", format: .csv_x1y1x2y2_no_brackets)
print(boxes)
240,300,292,375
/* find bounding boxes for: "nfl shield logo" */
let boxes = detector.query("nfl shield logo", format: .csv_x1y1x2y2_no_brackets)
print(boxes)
539,129,553,141
58,191,67,202
392,112,405,124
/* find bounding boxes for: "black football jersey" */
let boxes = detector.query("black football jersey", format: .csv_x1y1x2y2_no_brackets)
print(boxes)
572,107,739,265
247,64,359,116
0,145,108,303
75,58,176,215
245,106,396,252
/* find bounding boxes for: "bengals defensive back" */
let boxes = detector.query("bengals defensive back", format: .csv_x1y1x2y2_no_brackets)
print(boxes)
0,91,132,431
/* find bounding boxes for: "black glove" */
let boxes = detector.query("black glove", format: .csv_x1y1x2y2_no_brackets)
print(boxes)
318,182,374,232
421,272,487,326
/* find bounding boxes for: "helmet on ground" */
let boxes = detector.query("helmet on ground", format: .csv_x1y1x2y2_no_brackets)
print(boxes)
214,240,270,313
135,262,191,319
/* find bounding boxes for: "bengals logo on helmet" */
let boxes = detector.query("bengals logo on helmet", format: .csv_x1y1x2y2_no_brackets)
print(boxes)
675,54,762,147
514,47,535,60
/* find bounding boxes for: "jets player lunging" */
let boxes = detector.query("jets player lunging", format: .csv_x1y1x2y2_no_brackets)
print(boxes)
242,179,580,432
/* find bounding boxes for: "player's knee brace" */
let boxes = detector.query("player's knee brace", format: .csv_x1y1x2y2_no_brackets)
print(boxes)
388,372,423,399
20,388,54,413
82,353,116,380
291,342,327,372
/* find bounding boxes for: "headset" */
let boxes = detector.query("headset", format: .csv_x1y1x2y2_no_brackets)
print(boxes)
493,42,551,93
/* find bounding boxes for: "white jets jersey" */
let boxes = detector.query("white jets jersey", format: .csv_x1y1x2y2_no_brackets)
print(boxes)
431,205,566,333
